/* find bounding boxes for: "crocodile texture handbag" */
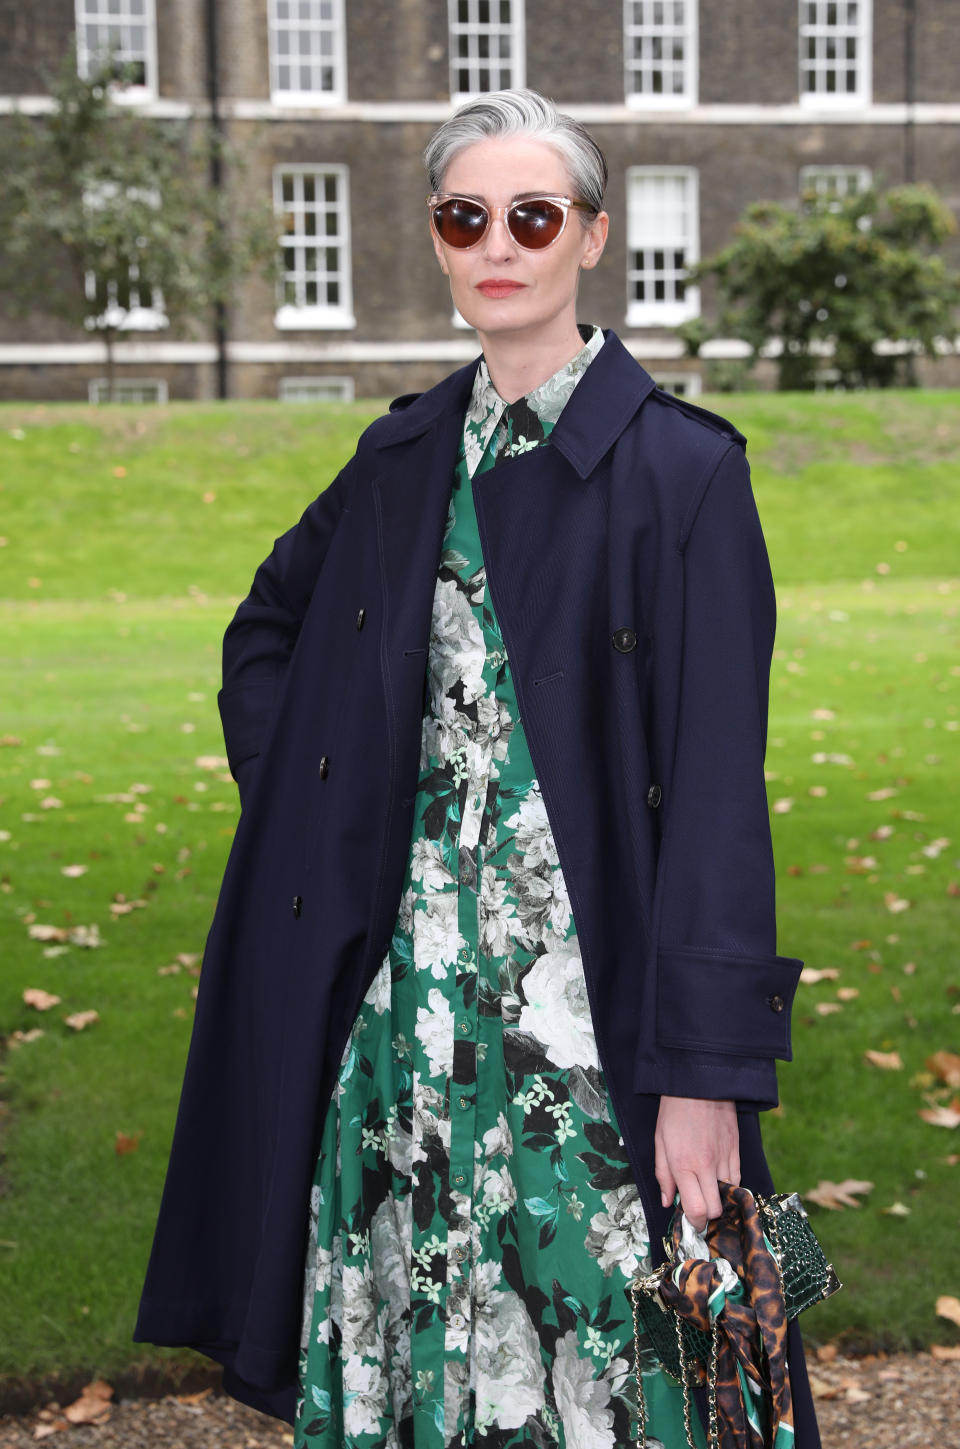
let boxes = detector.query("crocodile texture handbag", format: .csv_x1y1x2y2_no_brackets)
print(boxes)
628,1187,841,1449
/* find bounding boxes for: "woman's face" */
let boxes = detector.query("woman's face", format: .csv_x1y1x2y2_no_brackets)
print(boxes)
431,135,608,344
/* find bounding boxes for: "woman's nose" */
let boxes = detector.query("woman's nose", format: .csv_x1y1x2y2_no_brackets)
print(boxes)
482,214,517,262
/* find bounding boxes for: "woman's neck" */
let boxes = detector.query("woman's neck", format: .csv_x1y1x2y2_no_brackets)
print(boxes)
478,317,588,404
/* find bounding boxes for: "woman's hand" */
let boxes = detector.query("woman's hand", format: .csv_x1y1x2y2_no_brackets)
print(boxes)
654,1095,740,1232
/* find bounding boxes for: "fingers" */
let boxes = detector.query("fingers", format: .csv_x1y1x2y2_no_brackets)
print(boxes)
654,1129,677,1209
655,1095,740,1229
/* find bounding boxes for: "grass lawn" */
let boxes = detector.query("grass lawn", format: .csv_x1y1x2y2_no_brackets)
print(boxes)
1,390,958,1387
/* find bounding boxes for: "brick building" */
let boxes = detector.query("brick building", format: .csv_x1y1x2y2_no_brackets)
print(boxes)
1,0,957,401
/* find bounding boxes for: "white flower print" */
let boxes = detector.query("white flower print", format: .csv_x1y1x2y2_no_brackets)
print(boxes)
480,1163,516,1215
482,1110,513,1163
370,1194,411,1323
429,578,486,709
341,1259,380,1352
516,941,600,1071
410,836,456,893
363,957,391,1015
341,1354,389,1439
551,1329,617,1449
416,987,455,1080
413,892,464,980
472,1260,545,1432
505,790,558,873
585,1183,651,1279
396,885,415,937
478,864,515,959
463,425,485,478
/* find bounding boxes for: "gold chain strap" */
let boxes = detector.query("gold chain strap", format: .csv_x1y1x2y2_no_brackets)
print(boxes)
631,1275,720,1449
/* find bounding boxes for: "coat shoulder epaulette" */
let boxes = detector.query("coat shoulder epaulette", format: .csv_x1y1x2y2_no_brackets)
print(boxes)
649,384,746,447
388,391,423,413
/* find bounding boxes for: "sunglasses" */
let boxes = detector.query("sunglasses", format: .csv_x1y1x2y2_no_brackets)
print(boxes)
427,192,596,251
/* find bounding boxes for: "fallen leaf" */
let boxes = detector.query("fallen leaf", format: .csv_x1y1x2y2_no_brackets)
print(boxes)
175,1389,212,1404
23,988,61,1011
63,1380,113,1425
9,1028,45,1046
815,1343,839,1363
936,1295,960,1329
114,1130,141,1156
930,1344,960,1361
27,923,68,943
64,1010,99,1031
772,797,794,814
867,788,898,801
68,923,103,948
800,968,840,985
806,1178,874,1210
837,988,860,1001
61,864,88,877
880,1202,910,1217
815,1002,842,1015
942,1154,960,1166
927,1051,960,1088
884,892,911,914
864,1049,903,1070
918,1099,960,1129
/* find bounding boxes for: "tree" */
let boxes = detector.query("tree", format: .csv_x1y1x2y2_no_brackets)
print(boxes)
677,184,960,390
0,53,277,399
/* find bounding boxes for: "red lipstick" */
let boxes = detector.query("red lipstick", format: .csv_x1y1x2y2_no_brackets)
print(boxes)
477,280,526,298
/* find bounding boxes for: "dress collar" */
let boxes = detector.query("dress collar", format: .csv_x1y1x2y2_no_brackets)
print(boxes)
464,324,604,466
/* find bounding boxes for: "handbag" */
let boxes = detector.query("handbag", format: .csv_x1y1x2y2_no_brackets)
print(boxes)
627,1183,841,1449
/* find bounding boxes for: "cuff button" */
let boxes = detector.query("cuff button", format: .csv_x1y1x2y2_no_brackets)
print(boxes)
768,994,785,1013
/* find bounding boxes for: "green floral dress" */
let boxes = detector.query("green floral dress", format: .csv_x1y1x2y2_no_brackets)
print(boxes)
293,328,700,1449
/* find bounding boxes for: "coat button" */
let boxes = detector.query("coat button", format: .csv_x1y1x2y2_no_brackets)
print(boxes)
646,783,662,808
356,607,365,631
318,755,329,779
612,627,637,653
292,895,303,919
768,994,785,1013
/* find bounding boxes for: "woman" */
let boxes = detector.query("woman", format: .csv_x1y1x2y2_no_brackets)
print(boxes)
135,90,816,1447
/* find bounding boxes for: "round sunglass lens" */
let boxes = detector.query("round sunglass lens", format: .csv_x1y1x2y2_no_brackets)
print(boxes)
509,199,565,248
434,198,488,247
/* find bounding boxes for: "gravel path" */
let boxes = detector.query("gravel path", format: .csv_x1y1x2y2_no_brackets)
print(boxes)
1,1353,958,1447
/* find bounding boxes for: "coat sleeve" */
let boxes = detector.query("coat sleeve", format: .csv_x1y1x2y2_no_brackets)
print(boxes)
217,461,353,800
636,441,803,1109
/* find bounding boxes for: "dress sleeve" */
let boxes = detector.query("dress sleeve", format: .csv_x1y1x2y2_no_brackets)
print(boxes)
217,462,352,799
637,442,803,1109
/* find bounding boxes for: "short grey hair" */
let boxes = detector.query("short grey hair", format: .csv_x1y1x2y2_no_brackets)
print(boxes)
423,88,608,216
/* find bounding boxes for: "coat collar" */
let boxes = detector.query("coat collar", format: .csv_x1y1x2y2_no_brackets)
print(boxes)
373,330,655,479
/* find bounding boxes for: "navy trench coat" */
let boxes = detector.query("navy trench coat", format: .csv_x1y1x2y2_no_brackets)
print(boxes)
134,330,818,1445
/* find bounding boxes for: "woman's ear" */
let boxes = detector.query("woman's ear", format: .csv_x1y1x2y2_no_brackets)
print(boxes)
580,210,609,271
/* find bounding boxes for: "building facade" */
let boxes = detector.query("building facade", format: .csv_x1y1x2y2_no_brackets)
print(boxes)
1,0,958,401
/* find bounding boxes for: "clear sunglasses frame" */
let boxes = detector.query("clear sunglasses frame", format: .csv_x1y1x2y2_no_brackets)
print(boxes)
426,192,596,251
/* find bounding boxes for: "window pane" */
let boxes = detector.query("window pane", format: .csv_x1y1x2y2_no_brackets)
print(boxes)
269,0,343,97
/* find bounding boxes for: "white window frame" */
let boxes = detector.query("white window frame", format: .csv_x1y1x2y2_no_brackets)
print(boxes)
799,164,873,205
82,183,166,331
89,377,168,403
624,0,698,109
278,375,355,401
74,0,158,102
655,371,702,397
799,0,872,108
625,166,700,328
273,164,355,331
448,0,525,102
267,0,346,106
